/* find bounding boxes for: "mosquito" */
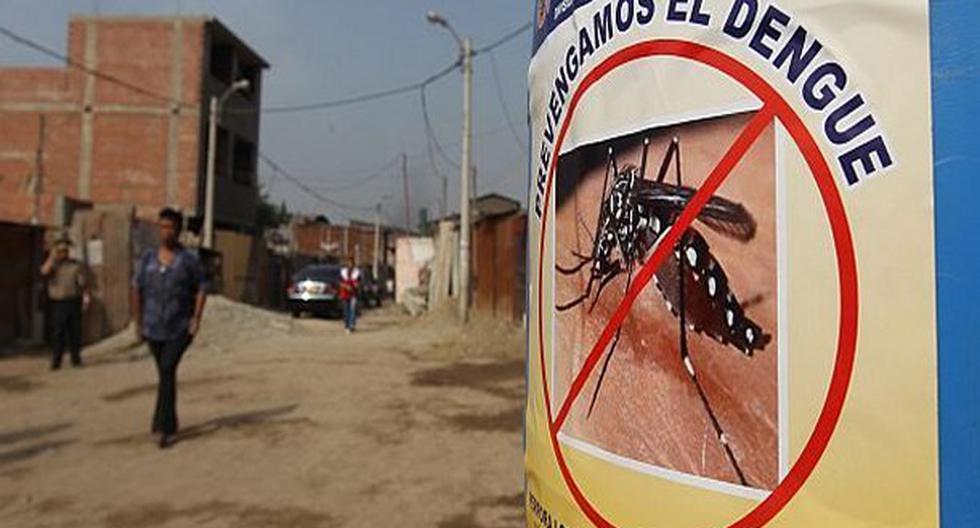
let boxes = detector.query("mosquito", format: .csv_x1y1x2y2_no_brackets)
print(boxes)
556,136,772,487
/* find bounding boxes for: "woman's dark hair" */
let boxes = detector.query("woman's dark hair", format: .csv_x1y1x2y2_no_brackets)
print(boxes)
158,207,184,231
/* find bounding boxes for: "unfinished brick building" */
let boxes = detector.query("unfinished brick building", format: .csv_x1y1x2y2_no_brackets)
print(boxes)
0,15,268,231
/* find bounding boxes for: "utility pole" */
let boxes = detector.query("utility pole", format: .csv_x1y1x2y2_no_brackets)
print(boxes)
458,36,473,323
31,114,46,226
426,11,472,323
203,97,220,248
471,165,477,202
203,79,249,249
373,202,381,278
441,174,448,219
343,224,350,261
402,152,411,230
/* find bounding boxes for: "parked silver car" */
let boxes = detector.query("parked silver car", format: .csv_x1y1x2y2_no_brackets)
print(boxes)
287,265,342,318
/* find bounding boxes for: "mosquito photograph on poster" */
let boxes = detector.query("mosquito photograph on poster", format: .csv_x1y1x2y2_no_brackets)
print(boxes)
551,106,786,495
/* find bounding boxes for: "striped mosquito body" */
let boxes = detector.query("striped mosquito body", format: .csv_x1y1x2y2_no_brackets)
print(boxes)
556,136,772,487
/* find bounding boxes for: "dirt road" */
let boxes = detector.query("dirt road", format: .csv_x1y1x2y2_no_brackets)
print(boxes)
0,298,526,528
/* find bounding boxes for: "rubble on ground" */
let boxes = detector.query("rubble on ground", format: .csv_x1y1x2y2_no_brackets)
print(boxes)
85,295,296,359
406,303,525,361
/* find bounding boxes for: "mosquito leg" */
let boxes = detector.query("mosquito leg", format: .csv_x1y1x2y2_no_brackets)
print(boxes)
608,147,619,195
654,137,680,183
586,260,634,418
557,289,589,312
557,271,598,312
558,153,610,308
673,136,682,183
676,233,749,487
577,211,595,242
556,256,593,275
564,154,610,287
639,137,650,180
588,261,623,313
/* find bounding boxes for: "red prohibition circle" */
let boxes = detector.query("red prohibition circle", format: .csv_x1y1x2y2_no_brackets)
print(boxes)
534,40,859,528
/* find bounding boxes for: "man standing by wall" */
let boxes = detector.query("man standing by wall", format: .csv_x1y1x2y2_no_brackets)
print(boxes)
132,208,207,449
40,234,90,370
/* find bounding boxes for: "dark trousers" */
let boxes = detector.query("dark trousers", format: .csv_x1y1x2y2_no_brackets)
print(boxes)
148,337,190,436
50,298,82,369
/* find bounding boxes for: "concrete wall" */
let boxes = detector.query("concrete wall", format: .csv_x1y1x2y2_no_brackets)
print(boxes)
214,228,267,304
71,207,139,343
395,237,434,304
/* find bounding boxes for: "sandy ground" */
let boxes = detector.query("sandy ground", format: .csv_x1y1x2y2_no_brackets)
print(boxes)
0,297,526,528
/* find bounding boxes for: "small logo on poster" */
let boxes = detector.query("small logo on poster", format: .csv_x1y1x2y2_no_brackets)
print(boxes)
537,0,548,29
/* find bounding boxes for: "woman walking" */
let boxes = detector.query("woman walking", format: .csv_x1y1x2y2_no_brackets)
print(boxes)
339,258,360,334
132,208,207,449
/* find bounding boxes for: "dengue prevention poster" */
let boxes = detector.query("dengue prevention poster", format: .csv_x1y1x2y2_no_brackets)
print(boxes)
524,1,938,527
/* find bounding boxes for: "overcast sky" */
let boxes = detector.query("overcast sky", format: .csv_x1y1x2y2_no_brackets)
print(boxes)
0,0,532,227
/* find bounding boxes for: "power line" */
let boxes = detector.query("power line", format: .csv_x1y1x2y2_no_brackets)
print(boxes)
487,49,528,154
261,170,280,194
0,19,531,117
258,153,374,214
474,21,532,54
0,25,189,108
233,21,530,116
3,19,530,215
301,156,401,192
280,155,403,183
240,61,459,115
258,120,518,186
414,21,532,186
420,83,460,169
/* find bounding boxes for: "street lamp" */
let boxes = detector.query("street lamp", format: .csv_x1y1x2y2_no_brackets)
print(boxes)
203,78,250,249
426,11,463,48
426,10,473,323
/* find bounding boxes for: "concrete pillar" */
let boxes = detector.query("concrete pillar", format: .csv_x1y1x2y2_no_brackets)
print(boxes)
78,20,96,200
165,19,184,205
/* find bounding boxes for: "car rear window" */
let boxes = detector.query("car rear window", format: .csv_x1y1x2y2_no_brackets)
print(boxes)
293,266,341,282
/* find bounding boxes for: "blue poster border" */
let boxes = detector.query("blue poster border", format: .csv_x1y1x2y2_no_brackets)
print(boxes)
931,1,980,526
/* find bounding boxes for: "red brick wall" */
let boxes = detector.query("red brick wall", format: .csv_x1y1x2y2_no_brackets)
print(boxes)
0,16,259,229
75,17,207,219
90,20,181,107
292,223,383,267
0,110,82,224
0,68,77,102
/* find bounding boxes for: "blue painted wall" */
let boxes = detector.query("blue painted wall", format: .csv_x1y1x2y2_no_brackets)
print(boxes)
931,1,980,526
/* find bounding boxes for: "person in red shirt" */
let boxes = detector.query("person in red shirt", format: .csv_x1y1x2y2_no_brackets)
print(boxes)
339,257,361,334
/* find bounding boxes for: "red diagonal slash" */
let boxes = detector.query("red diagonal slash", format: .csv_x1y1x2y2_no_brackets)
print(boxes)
551,106,775,434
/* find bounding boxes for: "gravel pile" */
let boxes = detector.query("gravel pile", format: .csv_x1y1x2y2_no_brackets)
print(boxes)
193,296,295,353
85,296,295,359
